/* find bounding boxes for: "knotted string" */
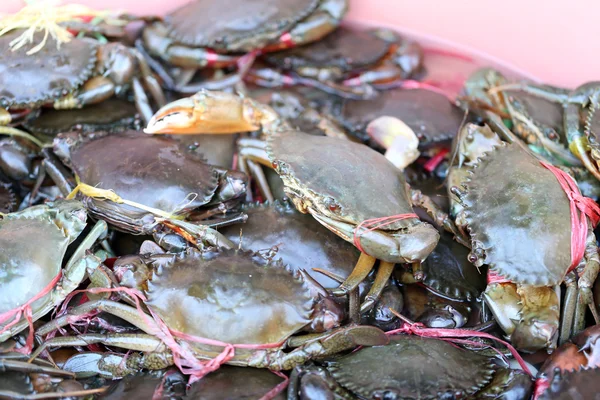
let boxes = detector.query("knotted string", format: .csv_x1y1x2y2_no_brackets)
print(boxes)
540,161,600,273
387,320,533,377
48,286,285,384
0,271,62,354
353,214,418,253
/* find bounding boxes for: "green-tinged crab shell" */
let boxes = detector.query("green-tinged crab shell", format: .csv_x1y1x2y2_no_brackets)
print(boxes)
264,27,390,74
164,0,319,51
0,201,86,320
219,199,361,290
0,30,97,108
0,372,36,397
327,335,495,399
23,99,140,138
462,142,571,285
145,249,313,346
267,130,418,231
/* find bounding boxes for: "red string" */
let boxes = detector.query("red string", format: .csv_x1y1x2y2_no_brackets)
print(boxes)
47,286,286,384
278,32,295,48
540,162,600,273
487,270,511,285
205,49,220,68
0,271,62,354
532,377,550,400
259,371,289,400
423,147,450,173
353,214,418,253
387,321,533,377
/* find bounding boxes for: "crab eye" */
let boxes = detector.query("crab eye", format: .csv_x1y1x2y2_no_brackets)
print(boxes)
326,198,341,213
271,161,279,170
467,253,478,263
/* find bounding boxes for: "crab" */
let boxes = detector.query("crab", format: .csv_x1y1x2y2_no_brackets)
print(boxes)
333,88,466,148
0,200,107,348
186,365,287,399
450,122,600,352
288,334,532,399
535,324,600,399
492,78,600,181
30,248,389,377
22,98,141,142
46,130,247,247
0,356,107,399
218,199,404,327
140,0,347,91
144,90,474,309
0,29,165,128
251,27,424,98
461,69,589,169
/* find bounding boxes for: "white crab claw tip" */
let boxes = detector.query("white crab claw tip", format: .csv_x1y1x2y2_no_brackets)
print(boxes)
366,116,420,170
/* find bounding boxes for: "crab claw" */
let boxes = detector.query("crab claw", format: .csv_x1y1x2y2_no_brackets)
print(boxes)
511,316,558,353
311,212,439,263
144,90,262,135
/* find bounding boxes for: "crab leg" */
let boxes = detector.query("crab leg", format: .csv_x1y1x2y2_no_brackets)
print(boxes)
0,359,74,377
560,271,580,345
410,188,470,248
237,138,276,202
331,253,377,296
360,261,395,313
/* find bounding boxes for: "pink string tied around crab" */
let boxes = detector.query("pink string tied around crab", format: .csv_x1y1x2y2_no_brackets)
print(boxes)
49,286,289,388
387,320,534,378
488,162,600,285
353,213,419,254
0,271,62,354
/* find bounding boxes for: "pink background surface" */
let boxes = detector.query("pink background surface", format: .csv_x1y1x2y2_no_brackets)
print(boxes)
2,0,597,88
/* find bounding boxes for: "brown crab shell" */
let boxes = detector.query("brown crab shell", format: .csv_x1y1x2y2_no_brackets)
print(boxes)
264,27,390,74
145,249,313,346
267,130,418,231
185,366,285,399
462,142,571,285
0,30,97,108
23,99,139,138
164,0,319,52
538,367,600,400
327,335,495,399
337,89,465,147
219,200,361,290
55,130,219,215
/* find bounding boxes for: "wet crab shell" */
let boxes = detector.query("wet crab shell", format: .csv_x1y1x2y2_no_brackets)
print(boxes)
0,182,17,214
263,27,391,75
538,367,600,400
145,249,313,347
326,335,495,399
0,204,86,321
504,90,566,144
54,130,220,216
336,89,465,147
164,0,319,52
462,142,571,285
100,370,187,400
267,130,418,231
23,99,140,138
0,30,97,108
185,366,285,399
421,231,486,301
0,371,37,397
219,200,361,290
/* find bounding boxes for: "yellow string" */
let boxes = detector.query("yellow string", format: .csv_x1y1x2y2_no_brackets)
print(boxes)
67,176,185,221
0,0,125,55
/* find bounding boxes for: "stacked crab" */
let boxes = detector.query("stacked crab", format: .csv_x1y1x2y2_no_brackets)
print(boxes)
1,1,600,399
